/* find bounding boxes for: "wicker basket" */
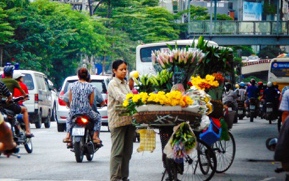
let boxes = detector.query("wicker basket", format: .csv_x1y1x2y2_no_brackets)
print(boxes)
133,111,202,129
209,100,224,118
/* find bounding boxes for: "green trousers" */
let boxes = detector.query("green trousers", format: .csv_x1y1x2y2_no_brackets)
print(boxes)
110,125,136,181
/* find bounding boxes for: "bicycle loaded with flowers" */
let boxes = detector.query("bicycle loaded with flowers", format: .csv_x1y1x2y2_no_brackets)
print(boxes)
121,36,234,162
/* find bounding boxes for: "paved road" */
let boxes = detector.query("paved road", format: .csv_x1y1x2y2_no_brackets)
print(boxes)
0,117,286,181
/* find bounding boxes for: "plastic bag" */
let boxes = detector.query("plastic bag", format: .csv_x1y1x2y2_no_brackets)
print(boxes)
163,122,197,161
137,129,156,153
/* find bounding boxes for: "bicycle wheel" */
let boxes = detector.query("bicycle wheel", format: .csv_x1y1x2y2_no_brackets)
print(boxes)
178,139,217,181
213,131,236,173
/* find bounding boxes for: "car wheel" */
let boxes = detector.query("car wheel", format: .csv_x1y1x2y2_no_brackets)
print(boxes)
35,111,42,129
57,122,66,132
44,111,51,128
51,102,57,122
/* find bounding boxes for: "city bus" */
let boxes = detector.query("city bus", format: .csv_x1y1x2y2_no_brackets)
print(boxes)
268,57,289,91
135,39,219,75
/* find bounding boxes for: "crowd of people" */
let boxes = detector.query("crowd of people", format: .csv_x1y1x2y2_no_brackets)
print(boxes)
222,78,281,119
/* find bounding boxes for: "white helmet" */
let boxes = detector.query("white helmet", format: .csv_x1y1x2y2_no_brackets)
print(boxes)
13,71,24,80
267,81,273,87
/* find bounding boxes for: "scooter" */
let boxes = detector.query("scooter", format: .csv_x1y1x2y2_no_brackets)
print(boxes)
263,101,278,124
68,114,101,163
1,96,32,154
237,100,245,120
224,101,237,123
248,98,258,122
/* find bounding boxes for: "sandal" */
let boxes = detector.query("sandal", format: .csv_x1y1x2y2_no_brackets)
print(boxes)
93,138,103,147
25,133,34,138
63,137,71,143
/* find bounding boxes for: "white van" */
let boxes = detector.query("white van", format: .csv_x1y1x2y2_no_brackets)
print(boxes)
15,70,52,129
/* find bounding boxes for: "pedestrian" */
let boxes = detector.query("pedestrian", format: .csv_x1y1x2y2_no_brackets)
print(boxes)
279,88,289,124
107,59,135,181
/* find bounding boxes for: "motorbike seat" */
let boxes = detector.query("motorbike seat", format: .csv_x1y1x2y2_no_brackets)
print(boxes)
3,108,16,117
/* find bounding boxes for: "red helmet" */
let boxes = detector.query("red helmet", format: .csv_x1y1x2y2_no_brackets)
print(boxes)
258,81,263,86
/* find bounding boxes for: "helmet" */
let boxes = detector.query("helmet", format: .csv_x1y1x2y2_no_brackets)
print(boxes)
225,82,232,90
239,82,245,87
258,81,263,86
267,81,273,87
3,65,14,76
13,71,24,80
235,84,239,89
266,137,278,151
250,79,256,85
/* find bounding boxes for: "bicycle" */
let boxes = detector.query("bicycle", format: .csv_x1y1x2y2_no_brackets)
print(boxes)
160,130,217,181
211,131,236,173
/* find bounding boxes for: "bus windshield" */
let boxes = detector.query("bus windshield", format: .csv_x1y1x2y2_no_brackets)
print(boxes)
268,58,289,91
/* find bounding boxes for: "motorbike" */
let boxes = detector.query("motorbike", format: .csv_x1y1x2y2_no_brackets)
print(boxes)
248,98,258,122
237,100,246,120
0,96,32,154
68,114,100,163
263,101,278,124
223,101,237,123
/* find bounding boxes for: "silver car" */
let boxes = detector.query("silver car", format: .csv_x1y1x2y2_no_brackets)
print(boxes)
56,75,111,132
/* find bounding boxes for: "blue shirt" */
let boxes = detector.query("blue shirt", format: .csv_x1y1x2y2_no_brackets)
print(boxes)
246,85,258,99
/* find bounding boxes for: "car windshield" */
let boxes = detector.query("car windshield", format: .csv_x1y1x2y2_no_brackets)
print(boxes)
63,79,107,94
248,56,258,60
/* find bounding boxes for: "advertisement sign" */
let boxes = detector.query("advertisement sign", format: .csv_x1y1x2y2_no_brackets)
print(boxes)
243,2,262,21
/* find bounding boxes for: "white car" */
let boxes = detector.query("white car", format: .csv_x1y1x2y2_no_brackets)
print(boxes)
56,75,111,132
241,56,249,62
48,79,58,122
247,55,260,62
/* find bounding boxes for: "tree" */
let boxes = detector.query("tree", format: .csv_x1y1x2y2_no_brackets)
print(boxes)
3,0,109,87
258,46,283,59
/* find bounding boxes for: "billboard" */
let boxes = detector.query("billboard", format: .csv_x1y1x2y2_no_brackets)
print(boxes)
243,2,262,21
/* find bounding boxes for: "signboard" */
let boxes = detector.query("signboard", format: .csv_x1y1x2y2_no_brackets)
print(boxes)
243,2,262,21
271,62,289,77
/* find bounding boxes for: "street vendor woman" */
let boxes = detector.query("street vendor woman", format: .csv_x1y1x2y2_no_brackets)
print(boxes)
107,59,136,181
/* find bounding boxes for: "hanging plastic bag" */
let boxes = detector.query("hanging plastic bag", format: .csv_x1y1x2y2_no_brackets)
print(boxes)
137,129,156,153
163,122,197,162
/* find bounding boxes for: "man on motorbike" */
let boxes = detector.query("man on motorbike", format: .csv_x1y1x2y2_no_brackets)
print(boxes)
262,82,279,114
245,79,259,110
1,65,33,137
0,80,18,154
223,82,238,110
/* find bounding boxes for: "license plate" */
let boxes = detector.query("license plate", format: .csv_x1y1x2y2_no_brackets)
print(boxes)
266,108,273,112
250,105,255,110
238,110,243,114
72,128,85,136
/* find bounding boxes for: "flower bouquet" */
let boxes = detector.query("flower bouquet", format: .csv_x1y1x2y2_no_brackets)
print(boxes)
152,47,205,90
164,122,197,163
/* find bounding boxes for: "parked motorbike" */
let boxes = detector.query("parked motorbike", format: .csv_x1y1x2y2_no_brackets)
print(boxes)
248,98,258,122
237,100,245,120
68,114,100,163
1,96,33,154
263,101,278,124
